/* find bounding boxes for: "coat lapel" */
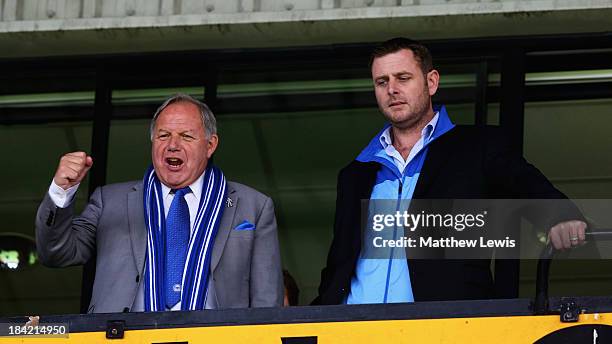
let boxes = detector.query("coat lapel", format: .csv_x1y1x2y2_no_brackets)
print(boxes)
413,129,455,199
127,182,147,275
211,184,238,272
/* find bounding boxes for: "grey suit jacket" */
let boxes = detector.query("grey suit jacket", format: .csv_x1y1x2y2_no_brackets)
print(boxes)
35,180,283,313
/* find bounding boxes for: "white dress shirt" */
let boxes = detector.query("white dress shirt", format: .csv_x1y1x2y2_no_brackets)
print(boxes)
378,112,439,174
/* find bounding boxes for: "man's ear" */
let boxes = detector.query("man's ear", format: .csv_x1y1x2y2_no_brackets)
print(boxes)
426,69,440,96
206,134,219,159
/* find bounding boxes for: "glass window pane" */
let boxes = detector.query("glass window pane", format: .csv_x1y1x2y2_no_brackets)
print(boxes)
520,98,612,298
0,120,92,316
524,99,612,198
107,119,151,183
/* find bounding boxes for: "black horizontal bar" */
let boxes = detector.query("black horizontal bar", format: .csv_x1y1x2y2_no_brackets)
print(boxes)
1,32,610,95
0,106,94,125
525,82,612,102
2,80,612,124
527,51,612,73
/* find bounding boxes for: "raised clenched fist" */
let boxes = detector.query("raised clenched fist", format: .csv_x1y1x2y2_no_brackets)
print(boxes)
53,152,93,190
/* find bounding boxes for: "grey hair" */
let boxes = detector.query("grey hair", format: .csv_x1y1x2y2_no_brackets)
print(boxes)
150,93,217,140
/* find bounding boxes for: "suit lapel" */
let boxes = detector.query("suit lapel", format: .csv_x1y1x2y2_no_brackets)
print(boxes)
211,184,238,272
127,182,147,275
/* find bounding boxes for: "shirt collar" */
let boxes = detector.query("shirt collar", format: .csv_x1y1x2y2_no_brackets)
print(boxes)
160,170,206,203
378,111,440,149
356,105,454,163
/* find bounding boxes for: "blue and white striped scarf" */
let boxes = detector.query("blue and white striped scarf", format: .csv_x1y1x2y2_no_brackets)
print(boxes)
142,164,227,311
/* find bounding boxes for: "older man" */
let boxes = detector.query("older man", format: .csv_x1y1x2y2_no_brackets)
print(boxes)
36,93,283,313
316,38,586,305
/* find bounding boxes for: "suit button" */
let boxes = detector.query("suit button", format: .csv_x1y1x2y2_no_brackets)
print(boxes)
135,275,140,283
46,210,55,226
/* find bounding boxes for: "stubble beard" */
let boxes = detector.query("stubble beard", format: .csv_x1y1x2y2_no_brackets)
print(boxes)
381,90,432,132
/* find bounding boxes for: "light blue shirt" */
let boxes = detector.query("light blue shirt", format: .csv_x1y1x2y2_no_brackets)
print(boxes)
347,111,446,304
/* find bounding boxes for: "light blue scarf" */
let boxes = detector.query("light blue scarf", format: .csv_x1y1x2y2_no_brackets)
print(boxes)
142,164,227,311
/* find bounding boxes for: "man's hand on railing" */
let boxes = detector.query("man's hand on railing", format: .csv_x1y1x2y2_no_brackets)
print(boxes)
548,220,587,250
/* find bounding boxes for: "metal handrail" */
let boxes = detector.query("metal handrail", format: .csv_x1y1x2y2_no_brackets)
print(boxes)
534,230,612,315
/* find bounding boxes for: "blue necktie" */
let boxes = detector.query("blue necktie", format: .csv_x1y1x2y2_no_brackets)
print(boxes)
165,187,191,309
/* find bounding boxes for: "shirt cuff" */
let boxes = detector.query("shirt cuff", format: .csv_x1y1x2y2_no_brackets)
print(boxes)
49,180,80,208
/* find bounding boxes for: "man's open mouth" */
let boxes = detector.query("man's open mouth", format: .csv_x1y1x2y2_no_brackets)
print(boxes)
166,157,184,168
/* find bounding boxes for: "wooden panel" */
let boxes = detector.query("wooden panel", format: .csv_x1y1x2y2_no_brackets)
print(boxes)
21,0,41,20
180,0,205,14
48,0,60,18
81,0,97,18
375,0,398,5
44,0,71,19
62,0,83,18
420,0,462,4
124,0,136,16
160,0,175,15
240,0,255,12
260,0,319,11
4,0,18,21
202,0,239,13
321,0,336,9
340,0,367,8
38,0,48,19
129,0,160,16
100,0,123,17
341,0,398,7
